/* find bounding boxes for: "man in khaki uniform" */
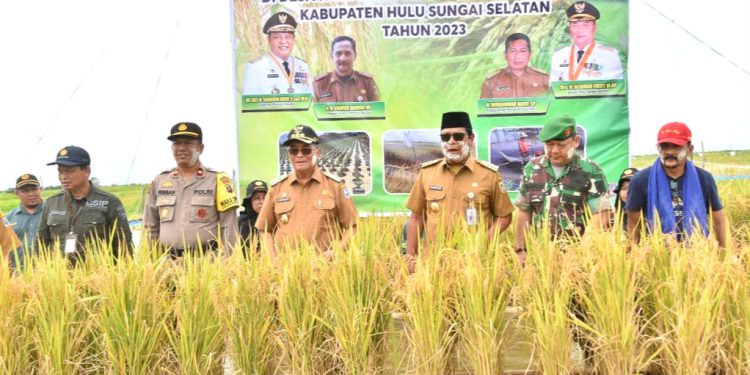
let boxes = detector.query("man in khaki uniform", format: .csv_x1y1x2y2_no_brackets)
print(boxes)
256,125,358,262
143,122,239,256
405,112,514,260
481,33,550,99
313,36,379,103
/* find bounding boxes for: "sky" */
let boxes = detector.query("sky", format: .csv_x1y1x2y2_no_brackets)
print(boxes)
1,0,748,188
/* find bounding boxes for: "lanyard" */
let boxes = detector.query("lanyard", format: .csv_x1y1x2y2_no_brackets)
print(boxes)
567,41,596,80
65,193,84,232
269,54,295,88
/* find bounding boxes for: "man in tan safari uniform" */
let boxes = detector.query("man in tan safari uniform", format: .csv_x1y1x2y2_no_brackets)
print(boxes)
405,111,514,264
255,124,358,263
143,122,239,256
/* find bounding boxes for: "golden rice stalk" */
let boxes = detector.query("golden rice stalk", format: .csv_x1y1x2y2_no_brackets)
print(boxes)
221,248,279,375
321,236,392,374
275,242,330,374
25,246,97,373
572,225,652,374
639,229,726,375
0,252,31,374
95,246,173,375
455,226,514,375
516,227,577,374
401,245,459,375
167,253,225,375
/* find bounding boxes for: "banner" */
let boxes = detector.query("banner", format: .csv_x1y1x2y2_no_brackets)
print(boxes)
234,0,629,212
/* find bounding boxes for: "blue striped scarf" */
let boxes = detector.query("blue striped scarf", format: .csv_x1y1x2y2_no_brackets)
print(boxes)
646,158,708,237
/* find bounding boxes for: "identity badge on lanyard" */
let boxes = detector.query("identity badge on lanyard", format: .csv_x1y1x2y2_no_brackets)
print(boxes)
466,192,477,226
64,194,82,254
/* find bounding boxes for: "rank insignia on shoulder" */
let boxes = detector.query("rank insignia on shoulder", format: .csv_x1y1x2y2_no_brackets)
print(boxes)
421,159,442,168
476,159,499,172
322,171,342,182
271,174,288,186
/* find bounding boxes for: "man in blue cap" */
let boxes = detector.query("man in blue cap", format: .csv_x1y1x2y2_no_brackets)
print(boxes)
37,146,132,260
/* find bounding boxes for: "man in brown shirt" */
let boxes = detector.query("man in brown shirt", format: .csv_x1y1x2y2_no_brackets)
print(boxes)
405,112,514,261
313,36,379,103
480,33,550,99
256,125,358,262
143,122,239,256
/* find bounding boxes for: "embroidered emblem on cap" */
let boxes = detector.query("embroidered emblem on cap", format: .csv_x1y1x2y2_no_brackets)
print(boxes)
60,149,68,156
21,174,30,180
575,2,586,13
278,13,288,24
624,169,633,176
178,123,187,131
564,127,573,137
255,181,263,186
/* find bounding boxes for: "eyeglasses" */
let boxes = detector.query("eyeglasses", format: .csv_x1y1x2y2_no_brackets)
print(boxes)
287,146,314,156
440,133,467,142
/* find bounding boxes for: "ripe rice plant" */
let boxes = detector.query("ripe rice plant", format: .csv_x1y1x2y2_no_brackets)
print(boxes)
721,244,750,374
321,240,392,374
94,246,173,375
454,227,514,375
400,245,459,375
221,248,279,375
572,225,652,374
168,252,225,375
274,242,331,374
0,253,30,374
515,228,578,374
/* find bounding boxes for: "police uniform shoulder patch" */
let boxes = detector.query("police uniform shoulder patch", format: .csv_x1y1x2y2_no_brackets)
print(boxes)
314,72,331,81
322,170,342,183
476,159,499,172
271,174,289,186
421,158,442,168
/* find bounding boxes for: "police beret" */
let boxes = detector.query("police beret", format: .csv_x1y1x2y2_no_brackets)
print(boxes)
540,115,577,142
441,111,473,133
263,12,297,34
167,122,203,142
47,146,91,167
283,124,319,146
566,1,600,20
16,174,40,189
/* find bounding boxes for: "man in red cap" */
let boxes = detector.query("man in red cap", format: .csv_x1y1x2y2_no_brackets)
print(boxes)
626,122,727,247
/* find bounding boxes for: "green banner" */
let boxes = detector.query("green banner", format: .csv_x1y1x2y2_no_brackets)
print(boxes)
234,0,629,212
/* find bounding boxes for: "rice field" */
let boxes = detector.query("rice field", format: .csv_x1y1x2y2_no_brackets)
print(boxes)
2,150,749,374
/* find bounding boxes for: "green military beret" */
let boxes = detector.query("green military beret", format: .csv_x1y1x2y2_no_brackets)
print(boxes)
540,115,577,142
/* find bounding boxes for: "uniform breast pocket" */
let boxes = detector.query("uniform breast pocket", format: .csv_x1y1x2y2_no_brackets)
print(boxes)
313,198,336,223
189,196,216,224
465,191,490,208
425,190,446,216
157,195,177,223
274,200,294,226
47,213,69,235
82,211,108,235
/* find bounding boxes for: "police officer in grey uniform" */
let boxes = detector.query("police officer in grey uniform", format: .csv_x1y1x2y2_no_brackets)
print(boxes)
37,146,132,259
242,12,312,95
143,122,240,256
550,1,624,82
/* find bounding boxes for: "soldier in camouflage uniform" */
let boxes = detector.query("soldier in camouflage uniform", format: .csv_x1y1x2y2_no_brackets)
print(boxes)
514,115,610,260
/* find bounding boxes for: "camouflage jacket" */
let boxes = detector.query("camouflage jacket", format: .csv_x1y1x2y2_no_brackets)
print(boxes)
515,154,609,237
